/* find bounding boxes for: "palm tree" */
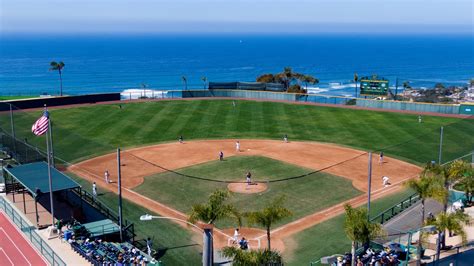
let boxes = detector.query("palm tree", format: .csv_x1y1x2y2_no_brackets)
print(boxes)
201,76,208,90
245,196,292,250
188,189,241,225
427,211,471,259
256,74,276,83
403,81,411,90
275,67,295,90
343,204,384,266
423,160,471,251
49,61,65,96
353,73,359,98
301,75,319,90
222,246,283,265
404,174,448,264
457,168,473,203
181,76,188,90
141,83,148,98
424,160,471,191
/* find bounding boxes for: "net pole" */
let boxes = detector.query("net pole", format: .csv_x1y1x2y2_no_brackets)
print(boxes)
438,126,444,164
367,152,372,221
117,148,123,242
9,104,17,156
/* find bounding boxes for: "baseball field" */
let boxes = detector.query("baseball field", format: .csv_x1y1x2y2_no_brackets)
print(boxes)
1,99,473,265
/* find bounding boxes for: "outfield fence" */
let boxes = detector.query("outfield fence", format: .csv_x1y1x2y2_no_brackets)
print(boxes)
0,196,66,266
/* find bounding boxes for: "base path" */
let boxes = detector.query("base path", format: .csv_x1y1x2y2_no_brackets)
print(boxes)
0,211,48,266
70,139,421,251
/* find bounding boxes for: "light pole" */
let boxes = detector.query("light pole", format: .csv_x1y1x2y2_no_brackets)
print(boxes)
140,214,214,266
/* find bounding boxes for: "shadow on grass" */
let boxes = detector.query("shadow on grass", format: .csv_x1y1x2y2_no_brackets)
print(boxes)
155,243,200,259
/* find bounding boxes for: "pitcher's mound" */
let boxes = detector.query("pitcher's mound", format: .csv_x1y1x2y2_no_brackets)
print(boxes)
227,182,268,194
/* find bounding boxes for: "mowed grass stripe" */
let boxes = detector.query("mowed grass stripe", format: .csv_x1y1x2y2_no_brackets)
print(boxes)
135,103,171,142
4,100,471,162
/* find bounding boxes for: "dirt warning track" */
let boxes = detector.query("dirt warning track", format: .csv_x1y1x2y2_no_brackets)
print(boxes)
70,139,421,252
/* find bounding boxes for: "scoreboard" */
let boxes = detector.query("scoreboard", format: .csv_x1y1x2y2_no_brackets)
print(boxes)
359,76,389,96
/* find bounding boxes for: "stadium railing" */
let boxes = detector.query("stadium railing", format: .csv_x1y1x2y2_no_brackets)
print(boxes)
370,193,421,225
0,196,66,266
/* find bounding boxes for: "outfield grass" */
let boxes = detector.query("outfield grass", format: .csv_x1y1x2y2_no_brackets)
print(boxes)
134,156,362,228
68,173,202,265
1,100,472,164
0,95,36,101
284,188,415,266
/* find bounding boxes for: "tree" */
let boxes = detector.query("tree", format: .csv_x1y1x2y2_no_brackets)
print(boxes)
201,76,208,90
301,75,319,90
353,73,359,98
49,61,65,96
188,189,241,225
256,67,318,94
404,174,448,264
141,83,148,98
470,79,474,88
403,81,411,90
343,204,384,266
222,246,283,265
424,160,471,191
182,76,188,90
423,160,472,253
256,74,276,83
457,168,473,203
427,211,471,259
245,196,292,250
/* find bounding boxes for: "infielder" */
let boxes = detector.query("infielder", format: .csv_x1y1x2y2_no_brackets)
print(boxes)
104,170,110,183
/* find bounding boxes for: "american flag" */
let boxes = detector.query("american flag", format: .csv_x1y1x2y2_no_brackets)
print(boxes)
31,110,50,136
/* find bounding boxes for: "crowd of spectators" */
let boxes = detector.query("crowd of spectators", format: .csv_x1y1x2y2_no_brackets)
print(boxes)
333,244,405,266
71,238,155,265
63,219,156,265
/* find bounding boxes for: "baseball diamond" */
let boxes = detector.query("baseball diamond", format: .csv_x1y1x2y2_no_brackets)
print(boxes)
1,99,472,265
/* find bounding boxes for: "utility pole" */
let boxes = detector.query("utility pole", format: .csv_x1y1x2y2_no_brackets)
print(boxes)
367,152,372,220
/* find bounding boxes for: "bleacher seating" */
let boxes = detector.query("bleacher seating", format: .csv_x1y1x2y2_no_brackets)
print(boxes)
65,219,156,265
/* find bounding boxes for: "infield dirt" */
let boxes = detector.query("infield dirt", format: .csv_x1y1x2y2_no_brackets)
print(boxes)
69,139,421,252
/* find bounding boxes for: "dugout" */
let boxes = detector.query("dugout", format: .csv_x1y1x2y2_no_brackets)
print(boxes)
3,161,135,241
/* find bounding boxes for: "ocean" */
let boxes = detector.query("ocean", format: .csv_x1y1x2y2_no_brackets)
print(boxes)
1,34,473,97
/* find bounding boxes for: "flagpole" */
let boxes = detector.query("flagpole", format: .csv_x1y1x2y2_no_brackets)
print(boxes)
46,110,55,226
49,120,55,168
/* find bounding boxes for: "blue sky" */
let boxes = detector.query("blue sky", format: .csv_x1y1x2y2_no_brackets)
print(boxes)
1,0,472,34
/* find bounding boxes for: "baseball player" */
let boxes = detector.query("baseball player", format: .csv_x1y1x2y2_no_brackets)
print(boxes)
219,151,224,161
104,170,110,183
92,182,97,197
382,176,390,187
379,151,384,165
236,140,240,152
246,172,252,186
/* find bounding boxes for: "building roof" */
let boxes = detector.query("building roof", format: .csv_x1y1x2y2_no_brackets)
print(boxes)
4,162,80,197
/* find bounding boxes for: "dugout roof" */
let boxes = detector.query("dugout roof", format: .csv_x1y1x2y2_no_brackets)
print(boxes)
4,162,80,197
